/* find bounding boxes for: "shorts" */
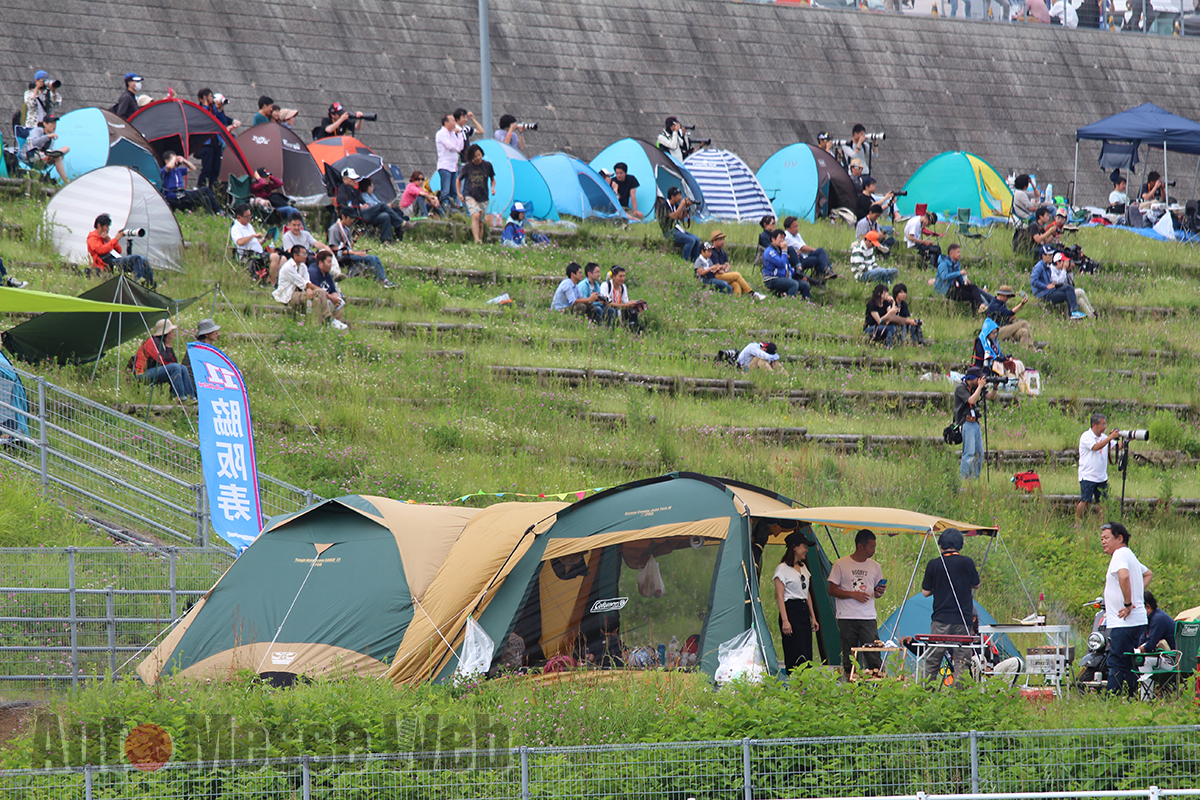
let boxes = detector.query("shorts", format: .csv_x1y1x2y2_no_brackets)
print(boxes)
1080,479,1108,503
464,196,486,216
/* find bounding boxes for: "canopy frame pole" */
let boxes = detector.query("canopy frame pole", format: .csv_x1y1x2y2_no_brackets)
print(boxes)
1191,155,1199,200
1071,141,1079,208
1163,140,1170,210
881,531,929,673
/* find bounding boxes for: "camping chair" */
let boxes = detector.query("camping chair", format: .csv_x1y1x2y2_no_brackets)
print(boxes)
954,208,986,257
1132,648,1183,700
227,174,282,240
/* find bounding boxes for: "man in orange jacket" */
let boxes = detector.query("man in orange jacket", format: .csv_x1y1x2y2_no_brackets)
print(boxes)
86,214,155,288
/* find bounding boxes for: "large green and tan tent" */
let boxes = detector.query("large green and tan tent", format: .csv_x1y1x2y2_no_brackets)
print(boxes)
137,495,480,684
386,473,844,685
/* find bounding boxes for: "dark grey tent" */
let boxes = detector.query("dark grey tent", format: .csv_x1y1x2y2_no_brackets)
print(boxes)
1,276,197,365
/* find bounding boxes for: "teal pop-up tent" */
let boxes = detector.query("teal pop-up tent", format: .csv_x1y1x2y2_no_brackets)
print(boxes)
51,108,162,188
756,143,857,222
589,138,705,222
431,141,558,220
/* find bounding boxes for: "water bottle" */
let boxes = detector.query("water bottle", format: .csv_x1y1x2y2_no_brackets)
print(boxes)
1036,592,1046,623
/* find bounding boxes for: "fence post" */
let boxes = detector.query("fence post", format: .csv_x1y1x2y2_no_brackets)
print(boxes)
742,738,753,800
969,730,980,795
67,547,78,689
84,764,93,800
304,489,314,508
302,756,311,800
195,483,208,548
37,377,47,487
520,746,529,800
168,548,178,622
106,587,116,677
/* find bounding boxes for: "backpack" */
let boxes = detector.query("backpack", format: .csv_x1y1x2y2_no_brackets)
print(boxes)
715,349,738,367
942,423,963,445
1012,471,1042,492
1011,224,1034,255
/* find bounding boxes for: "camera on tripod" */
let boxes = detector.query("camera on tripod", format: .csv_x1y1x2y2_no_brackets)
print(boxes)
121,228,146,238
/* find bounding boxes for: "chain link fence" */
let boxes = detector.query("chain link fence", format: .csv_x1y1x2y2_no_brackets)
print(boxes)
0,546,234,686
2,727,1199,799
0,365,318,546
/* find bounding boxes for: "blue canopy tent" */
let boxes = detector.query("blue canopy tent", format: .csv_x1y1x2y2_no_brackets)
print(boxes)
0,349,29,441
684,149,773,222
756,143,858,222
530,153,626,220
431,141,558,220
879,592,1019,675
52,108,162,189
589,138,705,222
1074,103,1200,207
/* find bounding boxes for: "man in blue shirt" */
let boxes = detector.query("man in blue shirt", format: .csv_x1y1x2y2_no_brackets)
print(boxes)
1030,245,1085,318
1137,592,1176,653
576,262,613,323
935,244,992,313
307,250,349,329
761,229,807,298
160,152,220,215
551,262,598,315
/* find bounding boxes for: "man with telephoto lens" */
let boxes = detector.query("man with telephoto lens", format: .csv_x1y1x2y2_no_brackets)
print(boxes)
1077,413,1119,526
23,70,62,127
953,367,994,480
317,102,364,139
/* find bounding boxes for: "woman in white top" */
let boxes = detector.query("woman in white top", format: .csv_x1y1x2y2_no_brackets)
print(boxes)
773,530,820,671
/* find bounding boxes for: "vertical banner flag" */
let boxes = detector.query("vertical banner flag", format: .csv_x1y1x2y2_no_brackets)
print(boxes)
189,343,263,552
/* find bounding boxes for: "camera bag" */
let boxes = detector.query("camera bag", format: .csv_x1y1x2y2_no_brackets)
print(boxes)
1012,471,1042,492
942,423,963,445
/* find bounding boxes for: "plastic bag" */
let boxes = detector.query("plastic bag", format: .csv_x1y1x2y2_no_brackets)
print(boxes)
714,628,766,685
453,616,495,684
637,555,666,598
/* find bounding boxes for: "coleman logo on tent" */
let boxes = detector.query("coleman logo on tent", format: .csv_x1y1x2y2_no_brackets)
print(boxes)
252,135,271,146
590,597,629,613
271,651,297,665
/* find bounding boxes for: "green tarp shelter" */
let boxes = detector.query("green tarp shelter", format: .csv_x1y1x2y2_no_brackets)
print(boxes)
2,276,196,365
138,495,482,684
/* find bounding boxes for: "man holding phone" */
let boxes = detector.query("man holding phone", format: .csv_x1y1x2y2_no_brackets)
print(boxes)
827,529,887,678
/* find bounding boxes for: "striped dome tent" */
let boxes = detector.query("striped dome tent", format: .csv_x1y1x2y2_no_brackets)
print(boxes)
684,149,773,222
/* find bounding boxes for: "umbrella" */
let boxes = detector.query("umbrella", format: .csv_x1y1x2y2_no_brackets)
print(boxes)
309,136,373,173
235,122,326,201
331,153,396,204
0,287,159,314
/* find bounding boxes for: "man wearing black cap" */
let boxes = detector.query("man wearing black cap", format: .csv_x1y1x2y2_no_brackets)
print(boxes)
316,102,363,139
112,73,142,120
920,529,980,686
953,368,993,480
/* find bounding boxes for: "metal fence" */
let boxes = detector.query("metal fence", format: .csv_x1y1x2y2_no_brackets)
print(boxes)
2,726,1199,799
0,546,233,685
0,365,319,546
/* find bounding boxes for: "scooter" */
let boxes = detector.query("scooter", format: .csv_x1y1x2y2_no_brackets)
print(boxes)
1076,597,1108,691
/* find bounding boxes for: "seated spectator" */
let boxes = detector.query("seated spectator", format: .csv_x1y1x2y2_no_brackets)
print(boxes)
328,208,395,287
737,340,785,373
181,318,221,371
934,244,991,313
864,284,900,347
1012,175,1036,220
598,266,647,331
783,216,837,281
160,152,220,215
1108,171,1129,215
87,214,155,287
360,176,415,236
19,114,69,183
133,319,195,399
457,144,497,244
1049,251,1095,317
578,262,614,324
337,167,395,244
985,286,1035,348
903,210,941,269
282,213,340,278
308,250,349,330
0,255,28,289
708,231,762,298
607,162,644,221
855,199,897,255
762,229,809,299
694,241,731,293
501,202,547,247
251,169,301,224
551,262,598,316
1140,171,1167,204
891,283,924,345
1014,207,1059,254
230,203,281,284
849,231,897,284
399,171,441,218
1031,246,1087,319
855,178,897,225
756,215,777,249
656,186,701,264
272,245,341,328
973,318,1025,379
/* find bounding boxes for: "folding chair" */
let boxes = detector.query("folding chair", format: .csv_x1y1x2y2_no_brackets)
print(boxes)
227,174,282,241
954,208,985,257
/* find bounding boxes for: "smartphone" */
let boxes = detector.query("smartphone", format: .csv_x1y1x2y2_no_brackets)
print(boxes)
876,579,888,589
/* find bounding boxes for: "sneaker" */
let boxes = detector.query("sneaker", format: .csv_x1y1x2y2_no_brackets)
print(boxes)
400,221,418,231
330,318,349,330
1069,311,1088,320
753,292,767,300
382,280,399,289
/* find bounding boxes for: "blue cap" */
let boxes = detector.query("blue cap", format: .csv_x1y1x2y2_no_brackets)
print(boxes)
34,70,48,81
1041,244,1056,256
124,72,143,82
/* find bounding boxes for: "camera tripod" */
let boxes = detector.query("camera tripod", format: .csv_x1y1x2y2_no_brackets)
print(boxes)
1117,439,1130,519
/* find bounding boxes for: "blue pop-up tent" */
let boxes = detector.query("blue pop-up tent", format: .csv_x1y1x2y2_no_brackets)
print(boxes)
530,153,627,220
431,141,558,220
756,143,857,222
1074,103,1200,206
589,138,705,222
52,108,162,188
879,592,1020,675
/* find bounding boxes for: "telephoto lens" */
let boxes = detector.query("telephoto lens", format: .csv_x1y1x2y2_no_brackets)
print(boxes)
358,113,378,122
1118,430,1150,441
122,228,147,238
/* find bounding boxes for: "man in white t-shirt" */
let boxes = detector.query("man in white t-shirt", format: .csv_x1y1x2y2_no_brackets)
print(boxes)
599,266,647,331
1077,413,1120,526
271,245,334,327
903,209,941,269
827,529,887,677
230,203,281,283
280,212,341,280
1099,522,1153,696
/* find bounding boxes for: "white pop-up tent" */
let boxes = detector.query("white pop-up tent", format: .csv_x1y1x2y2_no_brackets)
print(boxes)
43,166,184,271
